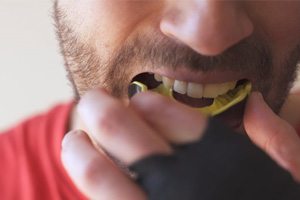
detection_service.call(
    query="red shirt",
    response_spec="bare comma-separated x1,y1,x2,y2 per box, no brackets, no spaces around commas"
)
0,103,86,200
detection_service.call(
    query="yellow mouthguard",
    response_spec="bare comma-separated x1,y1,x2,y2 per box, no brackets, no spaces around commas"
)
130,81,252,116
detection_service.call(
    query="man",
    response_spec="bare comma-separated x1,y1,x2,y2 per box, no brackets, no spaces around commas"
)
1,0,300,199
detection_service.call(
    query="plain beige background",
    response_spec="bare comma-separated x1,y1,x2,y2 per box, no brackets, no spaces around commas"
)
0,0,299,131
0,0,72,131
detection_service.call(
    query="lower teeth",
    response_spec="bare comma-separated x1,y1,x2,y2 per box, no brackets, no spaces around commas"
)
128,81,252,116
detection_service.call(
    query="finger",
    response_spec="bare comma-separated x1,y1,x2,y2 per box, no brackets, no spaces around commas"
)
244,92,300,181
129,91,208,144
61,130,146,200
77,89,172,165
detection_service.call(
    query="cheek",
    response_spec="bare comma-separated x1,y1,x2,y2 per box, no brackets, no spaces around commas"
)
57,0,101,41
58,0,159,54
267,16,300,63
248,2,300,82
248,2,300,54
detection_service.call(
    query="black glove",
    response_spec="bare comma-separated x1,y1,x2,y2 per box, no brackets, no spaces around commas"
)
129,119,300,200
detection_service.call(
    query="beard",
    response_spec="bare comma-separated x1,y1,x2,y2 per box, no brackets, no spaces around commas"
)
53,2,300,115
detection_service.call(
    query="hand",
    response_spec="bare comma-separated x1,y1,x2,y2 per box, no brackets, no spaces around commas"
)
244,92,300,181
61,89,300,200
61,89,208,199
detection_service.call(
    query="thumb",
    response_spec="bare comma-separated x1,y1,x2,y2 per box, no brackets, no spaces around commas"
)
244,92,300,182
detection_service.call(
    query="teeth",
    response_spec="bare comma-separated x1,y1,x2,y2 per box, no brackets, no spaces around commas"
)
203,84,222,98
156,74,237,99
162,77,174,89
203,81,237,98
187,83,203,98
219,81,237,94
154,74,162,82
173,80,188,94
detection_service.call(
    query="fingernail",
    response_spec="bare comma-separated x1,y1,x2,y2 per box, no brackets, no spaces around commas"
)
249,91,263,103
77,88,118,135
244,91,270,132
61,130,81,148
248,92,268,113
77,90,104,124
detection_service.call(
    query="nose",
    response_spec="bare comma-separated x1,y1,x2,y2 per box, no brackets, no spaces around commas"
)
160,0,254,56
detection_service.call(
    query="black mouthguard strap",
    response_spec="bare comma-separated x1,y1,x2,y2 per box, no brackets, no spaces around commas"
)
129,119,300,200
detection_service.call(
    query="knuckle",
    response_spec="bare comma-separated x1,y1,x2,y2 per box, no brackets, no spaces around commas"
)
97,102,124,133
81,156,108,187
264,125,283,156
264,119,289,151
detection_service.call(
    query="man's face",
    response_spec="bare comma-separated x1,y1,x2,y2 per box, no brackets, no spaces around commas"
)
54,0,300,127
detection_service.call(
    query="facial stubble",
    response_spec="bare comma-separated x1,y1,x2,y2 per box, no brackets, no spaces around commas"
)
53,3,300,114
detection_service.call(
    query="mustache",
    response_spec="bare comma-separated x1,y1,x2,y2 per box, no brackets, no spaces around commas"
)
110,30,273,75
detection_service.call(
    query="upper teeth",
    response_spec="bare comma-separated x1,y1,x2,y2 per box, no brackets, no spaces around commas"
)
162,76,174,89
174,80,188,95
154,74,163,82
155,74,237,98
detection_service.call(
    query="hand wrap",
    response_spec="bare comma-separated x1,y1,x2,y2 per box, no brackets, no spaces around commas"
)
129,119,300,200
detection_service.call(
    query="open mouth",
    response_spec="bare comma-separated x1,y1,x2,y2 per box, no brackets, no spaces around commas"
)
128,72,251,116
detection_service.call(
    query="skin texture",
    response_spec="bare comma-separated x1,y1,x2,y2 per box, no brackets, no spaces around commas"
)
54,0,300,113
54,1,300,199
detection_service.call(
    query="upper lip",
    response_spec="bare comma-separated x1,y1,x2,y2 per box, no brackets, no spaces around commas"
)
131,67,248,84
